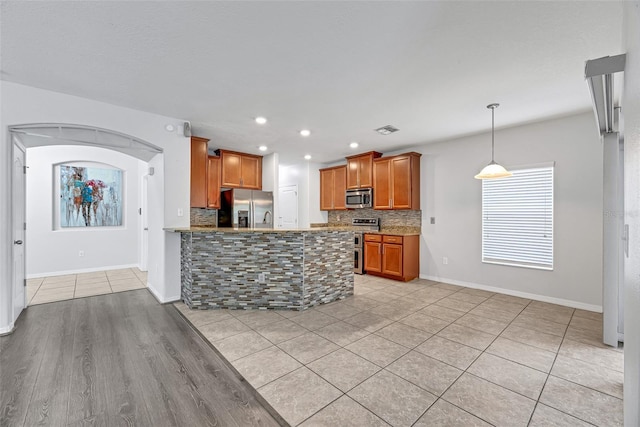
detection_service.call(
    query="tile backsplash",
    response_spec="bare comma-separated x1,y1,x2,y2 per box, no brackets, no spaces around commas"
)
190,208,217,226
327,209,422,228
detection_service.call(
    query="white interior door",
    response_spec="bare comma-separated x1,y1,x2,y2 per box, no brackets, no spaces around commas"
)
12,141,26,317
278,185,298,228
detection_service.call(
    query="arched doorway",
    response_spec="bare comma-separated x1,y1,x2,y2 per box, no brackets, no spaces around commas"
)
7,124,163,329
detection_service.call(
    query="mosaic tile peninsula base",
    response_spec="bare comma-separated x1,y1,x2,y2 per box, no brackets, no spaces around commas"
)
179,229,354,310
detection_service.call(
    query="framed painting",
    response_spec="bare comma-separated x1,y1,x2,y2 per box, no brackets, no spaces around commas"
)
58,164,123,227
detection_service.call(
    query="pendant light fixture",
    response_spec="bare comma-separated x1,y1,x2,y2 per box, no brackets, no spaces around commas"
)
474,103,512,179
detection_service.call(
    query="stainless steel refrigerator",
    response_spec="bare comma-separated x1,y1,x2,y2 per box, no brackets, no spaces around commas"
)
218,189,274,229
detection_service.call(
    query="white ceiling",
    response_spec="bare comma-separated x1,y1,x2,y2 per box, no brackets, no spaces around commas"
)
0,1,623,165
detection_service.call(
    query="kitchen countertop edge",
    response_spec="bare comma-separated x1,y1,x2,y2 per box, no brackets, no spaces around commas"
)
165,226,420,236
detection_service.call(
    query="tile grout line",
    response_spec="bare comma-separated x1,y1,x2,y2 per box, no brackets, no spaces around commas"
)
526,307,573,426
408,295,535,427
180,278,615,426
529,309,622,426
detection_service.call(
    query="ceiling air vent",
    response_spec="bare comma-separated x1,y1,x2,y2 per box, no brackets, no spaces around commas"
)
375,125,399,135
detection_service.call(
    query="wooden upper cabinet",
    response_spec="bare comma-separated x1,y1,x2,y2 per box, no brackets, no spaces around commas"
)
333,166,346,210
372,158,391,210
373,152,421,210
216,149,262,190
240,155,261,189
207,156,221,209
190,136,210,208
346,151,382,189
319,165,347,211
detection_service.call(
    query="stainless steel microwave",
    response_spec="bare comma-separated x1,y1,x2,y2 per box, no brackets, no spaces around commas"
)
345,188,373,209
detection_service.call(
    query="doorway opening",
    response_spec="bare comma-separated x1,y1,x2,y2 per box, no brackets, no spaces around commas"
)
8,124,163,323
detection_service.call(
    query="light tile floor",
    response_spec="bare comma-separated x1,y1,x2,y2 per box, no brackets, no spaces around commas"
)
175,274,624,427
27,268,147,305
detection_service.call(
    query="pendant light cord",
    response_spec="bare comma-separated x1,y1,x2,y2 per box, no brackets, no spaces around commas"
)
487,103,499,163
491,107,495,162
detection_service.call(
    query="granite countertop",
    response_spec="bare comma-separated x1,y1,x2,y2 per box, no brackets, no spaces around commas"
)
164,226,355,233
166,225,420,236
312,225,421,236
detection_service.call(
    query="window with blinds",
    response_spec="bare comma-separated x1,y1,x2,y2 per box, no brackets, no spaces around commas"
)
481,165,554,270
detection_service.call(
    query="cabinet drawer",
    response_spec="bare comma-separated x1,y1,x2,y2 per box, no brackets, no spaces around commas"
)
364,234,382,242
383,235,403,244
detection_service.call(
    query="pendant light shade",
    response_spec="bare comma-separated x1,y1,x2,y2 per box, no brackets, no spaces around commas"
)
475,103,512,180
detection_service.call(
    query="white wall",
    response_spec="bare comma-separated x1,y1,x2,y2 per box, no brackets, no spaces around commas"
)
25,145,143,276
623,1,640,424
279,161,328,228
0,82,190,332
417,112,603,309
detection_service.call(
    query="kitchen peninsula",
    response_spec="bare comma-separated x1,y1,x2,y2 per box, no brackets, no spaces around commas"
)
171,227,354,310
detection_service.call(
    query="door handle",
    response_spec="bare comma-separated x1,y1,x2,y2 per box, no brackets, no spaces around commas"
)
144,228,149,231
14,240,23,245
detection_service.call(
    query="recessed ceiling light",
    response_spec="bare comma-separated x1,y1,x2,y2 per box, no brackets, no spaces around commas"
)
304,154,312,160
350,142,359,148
300,129,311,137
255,117,267,125
259,145,268,152
165,124,175,132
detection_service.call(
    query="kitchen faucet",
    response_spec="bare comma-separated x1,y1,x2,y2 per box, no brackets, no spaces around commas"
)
263,210,272,224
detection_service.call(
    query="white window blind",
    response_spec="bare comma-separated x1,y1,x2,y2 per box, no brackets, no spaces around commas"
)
482,166,554,270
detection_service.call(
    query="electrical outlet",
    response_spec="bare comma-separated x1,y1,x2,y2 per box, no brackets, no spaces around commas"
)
79,250,85,257
177,208,184,217
442,257,448,265
337,215,341,222
258,273,266,283
430,217,436,224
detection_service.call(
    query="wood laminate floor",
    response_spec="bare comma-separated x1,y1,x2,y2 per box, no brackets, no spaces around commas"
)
0,289,284,427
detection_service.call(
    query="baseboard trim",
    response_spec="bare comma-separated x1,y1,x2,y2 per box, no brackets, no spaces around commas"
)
147,282,180,304
27,264,141,279
420,274,603,313
0,322,15,336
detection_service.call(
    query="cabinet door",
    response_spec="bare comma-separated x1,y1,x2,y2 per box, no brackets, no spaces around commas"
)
373,159,391,209
364,241,382,272
382,243,403,277
190,137,209,208
207,156,220,209
221,151,242,188
320,168,334,211
333,166,347,210
391,156,411,209
241,155,261,189
359,156,374,188
346,158,360,189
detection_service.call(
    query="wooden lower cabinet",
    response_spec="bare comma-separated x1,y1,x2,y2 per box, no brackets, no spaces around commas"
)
364,239,382,273
364,234,419,281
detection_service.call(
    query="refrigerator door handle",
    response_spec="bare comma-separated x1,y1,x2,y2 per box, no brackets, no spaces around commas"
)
250,200,254,228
